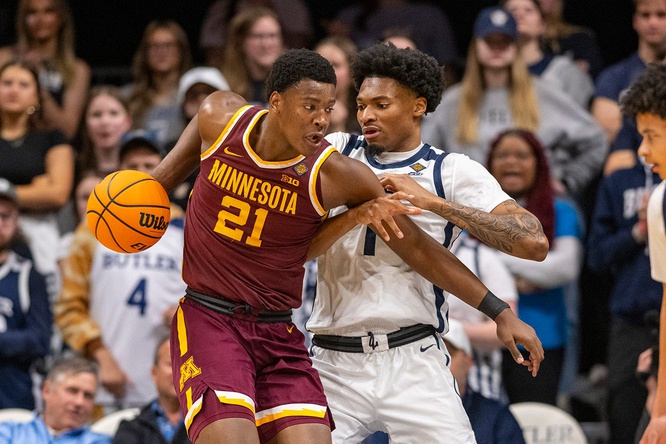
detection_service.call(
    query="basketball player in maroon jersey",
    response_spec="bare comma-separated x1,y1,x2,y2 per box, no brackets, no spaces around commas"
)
152,49,543,444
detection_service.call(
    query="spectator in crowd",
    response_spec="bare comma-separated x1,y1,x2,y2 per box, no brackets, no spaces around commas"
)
592,0,666,175
449,231,518,401
487,129,584,406
77,86,132,177
444,319,526,444
199,0,312,66
0,178,52,410
314,36,359,134
0,0,90,140
586,150,662,444
0,357,110,444
421,7,607,207
328,0,458,66
166,66,229,210
539,0,604,78
112,337,190,444
124,19,192,149
0,60,74,296
55,133,186,412
218,7,284,106
501,0,594,109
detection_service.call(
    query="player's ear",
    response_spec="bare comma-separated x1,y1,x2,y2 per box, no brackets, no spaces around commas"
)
269,91,282,113
413,96,427,117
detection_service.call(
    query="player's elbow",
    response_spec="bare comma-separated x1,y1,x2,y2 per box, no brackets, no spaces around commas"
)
529,237,549,261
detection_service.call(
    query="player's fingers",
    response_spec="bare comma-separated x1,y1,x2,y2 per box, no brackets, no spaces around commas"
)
506,342,524,365
373,220,393,242
383,216,403,239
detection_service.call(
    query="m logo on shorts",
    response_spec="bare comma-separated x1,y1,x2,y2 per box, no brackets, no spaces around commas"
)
179,356,202,391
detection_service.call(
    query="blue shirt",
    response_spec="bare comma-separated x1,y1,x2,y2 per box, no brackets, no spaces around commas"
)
518,199,582,349
594,52,645,101
0,416,110,444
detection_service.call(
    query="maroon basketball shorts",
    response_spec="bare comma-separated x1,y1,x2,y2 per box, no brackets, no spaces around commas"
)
170,297,332,442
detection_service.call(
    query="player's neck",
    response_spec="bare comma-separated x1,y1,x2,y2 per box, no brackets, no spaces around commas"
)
253,114,299,161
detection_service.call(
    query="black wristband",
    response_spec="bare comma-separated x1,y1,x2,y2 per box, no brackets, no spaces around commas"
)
477,291,510,320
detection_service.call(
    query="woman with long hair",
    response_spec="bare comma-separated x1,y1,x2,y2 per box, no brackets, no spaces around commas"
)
487,128,583,406
77,86,132,177
0,0,90,139
219,7,283,105
422,7,606,202
124,19,192,149
0,59,74,287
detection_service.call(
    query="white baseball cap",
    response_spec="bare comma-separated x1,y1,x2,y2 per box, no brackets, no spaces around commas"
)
0,178,18,207
177,67,230,105
444,319,472,355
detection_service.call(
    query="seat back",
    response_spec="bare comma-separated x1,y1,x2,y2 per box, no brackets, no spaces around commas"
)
509,402,588,444
90,407,140,436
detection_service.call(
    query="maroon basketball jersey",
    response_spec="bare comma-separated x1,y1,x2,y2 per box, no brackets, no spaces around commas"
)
183,105,335,311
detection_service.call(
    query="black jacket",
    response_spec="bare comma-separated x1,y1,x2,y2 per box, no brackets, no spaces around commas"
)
112,402,191,444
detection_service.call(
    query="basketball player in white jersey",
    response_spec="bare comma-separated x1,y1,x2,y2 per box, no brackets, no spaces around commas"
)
308,43,548,443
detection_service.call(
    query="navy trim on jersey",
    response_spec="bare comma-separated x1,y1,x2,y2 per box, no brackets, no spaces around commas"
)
433,152,448,199
341,134,362,156
363,226,377,256
365,144,436,170
434,286,446,333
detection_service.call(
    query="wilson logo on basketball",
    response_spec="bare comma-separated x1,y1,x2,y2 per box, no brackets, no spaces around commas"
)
138,212,168,231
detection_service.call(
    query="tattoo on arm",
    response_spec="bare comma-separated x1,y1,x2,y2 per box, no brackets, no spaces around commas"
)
432,200,545,255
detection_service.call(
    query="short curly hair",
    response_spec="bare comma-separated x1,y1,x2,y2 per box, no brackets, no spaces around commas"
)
621,63,666,120
351,43,445,113
265,48,336,99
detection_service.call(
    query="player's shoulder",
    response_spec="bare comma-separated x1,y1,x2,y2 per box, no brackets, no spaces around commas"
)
199,90,248,131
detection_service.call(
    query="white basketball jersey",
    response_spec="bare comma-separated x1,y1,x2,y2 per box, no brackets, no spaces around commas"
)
308,133,510,336
648,181,666,283
89,218,186,407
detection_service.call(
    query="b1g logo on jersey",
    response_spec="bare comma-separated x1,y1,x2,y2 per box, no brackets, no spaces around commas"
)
138,212,168,231
409,163,426,176
281,174,300,187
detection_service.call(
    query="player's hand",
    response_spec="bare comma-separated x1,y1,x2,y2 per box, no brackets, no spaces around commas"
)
94,346,129,399
494,309,544,377
352,192,421,241
640,415,666,444
380,174,435,210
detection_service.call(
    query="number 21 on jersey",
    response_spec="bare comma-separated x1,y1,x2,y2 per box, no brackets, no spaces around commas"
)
213,195,267,247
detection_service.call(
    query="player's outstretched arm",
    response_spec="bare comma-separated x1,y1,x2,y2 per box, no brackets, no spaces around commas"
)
319,154,544,375
380,173,548,261
382,213,543,376
152,90,247,193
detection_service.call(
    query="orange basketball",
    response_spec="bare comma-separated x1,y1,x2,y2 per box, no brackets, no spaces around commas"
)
86,170,171,253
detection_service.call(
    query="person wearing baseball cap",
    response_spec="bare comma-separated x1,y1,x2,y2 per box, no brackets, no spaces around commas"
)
444,319,526,444
0,178,19,209
473,6,518,40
